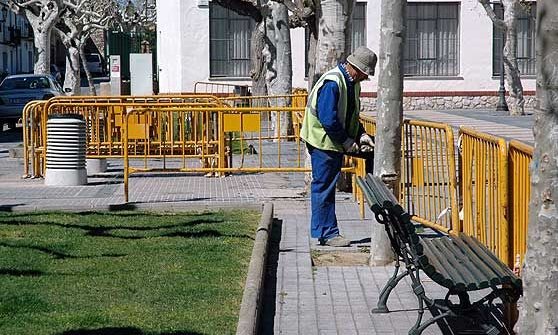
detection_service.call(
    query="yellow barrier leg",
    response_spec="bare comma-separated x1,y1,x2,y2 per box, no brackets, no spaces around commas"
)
124,116,129,203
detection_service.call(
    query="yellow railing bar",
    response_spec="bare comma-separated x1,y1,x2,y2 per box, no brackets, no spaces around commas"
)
508,140,533,271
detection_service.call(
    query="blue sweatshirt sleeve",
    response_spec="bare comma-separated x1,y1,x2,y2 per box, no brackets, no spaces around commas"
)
316,81,349,145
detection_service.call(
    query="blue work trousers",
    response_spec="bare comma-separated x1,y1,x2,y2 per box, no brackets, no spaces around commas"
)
307,144,343,240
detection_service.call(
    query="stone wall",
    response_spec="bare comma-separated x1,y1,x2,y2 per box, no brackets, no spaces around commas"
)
361,95,537,112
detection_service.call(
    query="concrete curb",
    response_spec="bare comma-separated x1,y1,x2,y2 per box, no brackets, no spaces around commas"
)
236,202,274,335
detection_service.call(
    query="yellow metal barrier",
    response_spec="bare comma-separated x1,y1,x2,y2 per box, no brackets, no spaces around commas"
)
355,114,376,217
22,101,46,178
459,127,509,265
122,105,356,202
292,89,308,108
355,115,458,234
508,140,533,271
28,96,224,175
402,120,459,233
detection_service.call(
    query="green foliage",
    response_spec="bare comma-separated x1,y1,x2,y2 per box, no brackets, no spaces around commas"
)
0,210,259,335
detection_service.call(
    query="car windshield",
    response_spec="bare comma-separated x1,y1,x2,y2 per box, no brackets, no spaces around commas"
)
0,77,51,90
85,54,100,62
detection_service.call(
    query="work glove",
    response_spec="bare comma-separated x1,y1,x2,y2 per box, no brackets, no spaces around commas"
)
342,138,359,153
359,133,375,147
359,133,375,153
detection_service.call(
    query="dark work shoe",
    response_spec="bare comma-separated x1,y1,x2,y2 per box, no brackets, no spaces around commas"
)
324,235,351,247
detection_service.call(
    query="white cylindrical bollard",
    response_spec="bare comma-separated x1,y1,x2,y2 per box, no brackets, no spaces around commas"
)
45,114,87,186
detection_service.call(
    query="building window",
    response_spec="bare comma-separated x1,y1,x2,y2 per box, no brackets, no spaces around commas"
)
351,2,367,52
209,3,253,78
405,3,460,77
493,3,536,76
305,2,367,77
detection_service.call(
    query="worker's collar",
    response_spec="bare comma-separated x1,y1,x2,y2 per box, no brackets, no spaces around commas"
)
338,63,355,84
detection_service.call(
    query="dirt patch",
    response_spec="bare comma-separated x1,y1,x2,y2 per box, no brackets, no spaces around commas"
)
311,251,370,266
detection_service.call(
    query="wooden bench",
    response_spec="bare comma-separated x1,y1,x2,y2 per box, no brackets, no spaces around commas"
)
356,174,522,335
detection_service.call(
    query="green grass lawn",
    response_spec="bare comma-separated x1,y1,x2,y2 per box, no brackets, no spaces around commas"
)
0,210,260,335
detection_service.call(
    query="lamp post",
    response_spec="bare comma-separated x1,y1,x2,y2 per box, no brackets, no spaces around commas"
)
496,30,509,111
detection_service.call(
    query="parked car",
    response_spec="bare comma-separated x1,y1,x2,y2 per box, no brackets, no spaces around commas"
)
0,74,64,129
84,53,103,76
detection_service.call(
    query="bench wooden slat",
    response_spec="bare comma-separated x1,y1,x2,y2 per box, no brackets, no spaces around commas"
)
419,238,461,289
460,234,520,287
366,174,398,204
357,177,384,215
449,234,502,288
438,237,488,290
421,238,471,291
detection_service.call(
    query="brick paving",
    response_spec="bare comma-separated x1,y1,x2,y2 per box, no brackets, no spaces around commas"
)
0,108,530,334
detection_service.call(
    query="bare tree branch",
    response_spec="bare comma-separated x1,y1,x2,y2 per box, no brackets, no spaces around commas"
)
478,0,506,30
213,0,263,22
10,0,42,9
273,0,314,28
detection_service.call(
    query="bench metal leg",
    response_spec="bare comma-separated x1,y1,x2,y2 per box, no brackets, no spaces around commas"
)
409,312,448,335
371,260,408,313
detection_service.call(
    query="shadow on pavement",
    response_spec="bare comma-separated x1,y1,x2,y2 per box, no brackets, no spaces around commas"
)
0,126,22,143
429,301,513,334
0,204,25,212
108,203,138,211
259,218,283,334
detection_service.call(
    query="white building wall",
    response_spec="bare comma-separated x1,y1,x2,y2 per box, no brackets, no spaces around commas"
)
290,27,306,90
159,0,536,94
180,2,211,92
156,0,184,93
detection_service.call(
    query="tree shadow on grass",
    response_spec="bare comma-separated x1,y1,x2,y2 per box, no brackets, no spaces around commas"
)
0,218,226,240
0,211,220,219
0,268,44,276
57,327,204,335
163,230,254,240
0,221,249,259
0,241,127,260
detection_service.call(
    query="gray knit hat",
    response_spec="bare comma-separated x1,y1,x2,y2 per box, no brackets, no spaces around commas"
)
347,46,377,76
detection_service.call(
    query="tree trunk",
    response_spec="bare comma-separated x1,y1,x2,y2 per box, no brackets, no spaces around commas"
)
80,43,97,96
313,0,353,79
313,0,354,191
502,0,525,116
307,29,318,89
250,20,268,103
32,29,51,74
305,1,319,89
20,1,63,74
370,0,406,266
63,45,81,95
267,2,293,137
515,0,558,332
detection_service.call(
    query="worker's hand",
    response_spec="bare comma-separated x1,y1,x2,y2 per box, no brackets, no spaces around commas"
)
359,133,375,148
342,138,359,153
